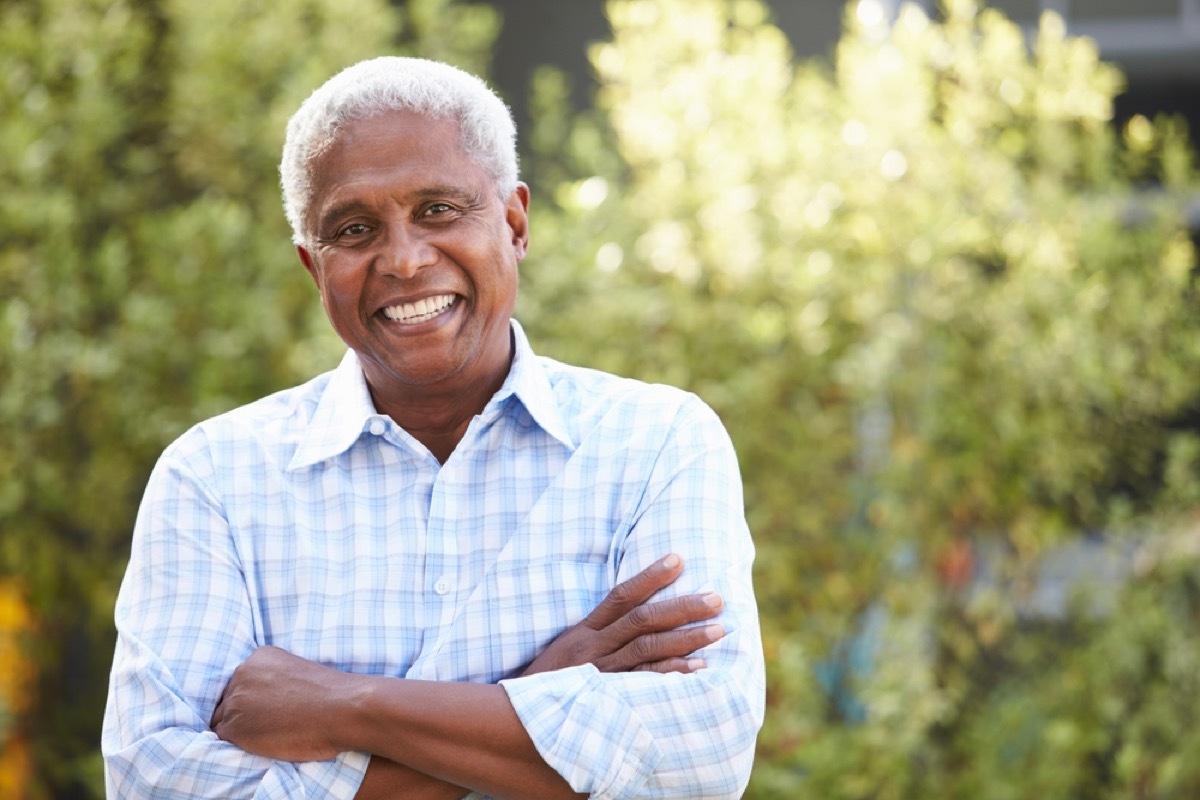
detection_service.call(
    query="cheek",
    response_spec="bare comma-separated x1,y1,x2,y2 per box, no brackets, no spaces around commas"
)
315,274,362,326
315,265,356,303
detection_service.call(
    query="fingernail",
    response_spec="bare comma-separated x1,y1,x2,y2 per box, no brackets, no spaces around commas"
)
706,623,726,641
687,658,707,670
703,592,723,608
661,553,681,569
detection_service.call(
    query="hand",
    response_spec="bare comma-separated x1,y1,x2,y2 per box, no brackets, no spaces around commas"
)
521,553,726,677
211,645,360,761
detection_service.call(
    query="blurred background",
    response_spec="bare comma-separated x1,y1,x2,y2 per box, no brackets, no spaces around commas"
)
3,0,1200,796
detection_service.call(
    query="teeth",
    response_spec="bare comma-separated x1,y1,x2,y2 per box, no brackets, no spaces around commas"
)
383,294,456,324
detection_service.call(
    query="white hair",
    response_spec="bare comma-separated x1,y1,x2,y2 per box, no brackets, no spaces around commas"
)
280,56,519,246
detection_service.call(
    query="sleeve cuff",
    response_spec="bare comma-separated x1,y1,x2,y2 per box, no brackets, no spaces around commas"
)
296,749,371,797
501,664,663,800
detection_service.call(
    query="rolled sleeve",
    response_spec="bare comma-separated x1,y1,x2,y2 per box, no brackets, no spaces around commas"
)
502,665,663,798
502,648,761,799
503,395,765,799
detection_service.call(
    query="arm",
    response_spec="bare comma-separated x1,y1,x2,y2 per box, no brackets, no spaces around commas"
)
111,396,761,799
355,759,466,800
213,397,763,799
101,452,370,798
106,440,722,799
212,647,577,800
498,397,765,799
213,554,727,799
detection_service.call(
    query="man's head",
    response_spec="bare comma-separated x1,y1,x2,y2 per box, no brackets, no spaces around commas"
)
281,57,519,247
285,59,531,425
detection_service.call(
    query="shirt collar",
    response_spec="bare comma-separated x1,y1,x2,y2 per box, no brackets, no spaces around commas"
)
286,348,379,471
490,319,575,451
287,319,574,471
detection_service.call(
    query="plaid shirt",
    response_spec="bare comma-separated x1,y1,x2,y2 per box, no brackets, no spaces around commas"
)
103,321,764,799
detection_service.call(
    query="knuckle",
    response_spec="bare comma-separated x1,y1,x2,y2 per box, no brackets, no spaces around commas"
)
660,597,693,621
583,598,620,627
580,608,605,628
628,634,658,662
608,579,639,606
626,604,656,630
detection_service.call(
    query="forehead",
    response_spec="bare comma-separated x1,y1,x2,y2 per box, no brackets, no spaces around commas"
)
308,110,489,213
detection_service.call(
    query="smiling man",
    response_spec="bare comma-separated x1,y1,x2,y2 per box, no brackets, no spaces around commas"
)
298,108,526,463
102,57,764,799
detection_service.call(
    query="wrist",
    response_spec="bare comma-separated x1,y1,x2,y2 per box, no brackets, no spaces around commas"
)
325,671,379,754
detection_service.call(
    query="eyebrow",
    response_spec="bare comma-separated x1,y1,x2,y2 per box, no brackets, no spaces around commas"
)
316,199,372,232
408,185,487,206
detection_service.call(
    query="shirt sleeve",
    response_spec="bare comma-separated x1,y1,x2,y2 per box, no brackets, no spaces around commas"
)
501,395,766,800
101,445,370,799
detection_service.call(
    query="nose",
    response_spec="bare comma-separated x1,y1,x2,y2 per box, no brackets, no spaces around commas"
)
375,222,437,279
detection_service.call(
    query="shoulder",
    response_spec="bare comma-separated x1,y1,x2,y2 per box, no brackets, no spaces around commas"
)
536,355,726,448
158,370,334,479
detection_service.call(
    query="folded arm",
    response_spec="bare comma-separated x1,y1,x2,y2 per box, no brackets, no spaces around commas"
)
106,395,763,799
498,397,765,799
102,455,372,798
213,396,764,800
212,554,726,799
105,450,731,799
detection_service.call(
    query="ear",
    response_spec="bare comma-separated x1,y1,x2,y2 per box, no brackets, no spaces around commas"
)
505,183,531,261
296,245,320,287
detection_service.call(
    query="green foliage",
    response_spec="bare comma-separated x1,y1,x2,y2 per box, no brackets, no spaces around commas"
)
6,0,1200,794
517,0,1200,796
0,0,498,795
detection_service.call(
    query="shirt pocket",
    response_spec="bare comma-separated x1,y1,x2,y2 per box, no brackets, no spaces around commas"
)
438,559,609,683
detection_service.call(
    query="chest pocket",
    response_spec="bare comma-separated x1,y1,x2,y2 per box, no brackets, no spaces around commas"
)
424,559,609,684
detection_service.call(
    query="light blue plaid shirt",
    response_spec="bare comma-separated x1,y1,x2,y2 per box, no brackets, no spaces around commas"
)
103,321,764,799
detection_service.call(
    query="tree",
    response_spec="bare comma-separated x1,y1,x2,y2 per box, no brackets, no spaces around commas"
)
0,0,499,795
517,0,1200,795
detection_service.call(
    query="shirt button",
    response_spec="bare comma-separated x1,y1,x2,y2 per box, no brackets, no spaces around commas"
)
434,578,450,595
369,419,386,436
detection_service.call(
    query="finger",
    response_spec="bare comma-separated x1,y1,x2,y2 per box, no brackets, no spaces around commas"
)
582,553,685,629
589,592,723,656
631,657,707,674
605,591,724,645
595,622,726,673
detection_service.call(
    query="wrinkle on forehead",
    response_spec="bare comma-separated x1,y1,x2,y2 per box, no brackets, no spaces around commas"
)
304,111,489,236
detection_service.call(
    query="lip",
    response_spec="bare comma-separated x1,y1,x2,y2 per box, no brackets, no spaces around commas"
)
375,292,461,328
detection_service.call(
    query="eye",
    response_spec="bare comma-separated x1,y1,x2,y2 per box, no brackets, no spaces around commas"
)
338,222,371,238
421,203,455,218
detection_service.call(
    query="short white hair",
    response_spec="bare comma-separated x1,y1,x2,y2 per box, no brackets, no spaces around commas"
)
280,56,519,246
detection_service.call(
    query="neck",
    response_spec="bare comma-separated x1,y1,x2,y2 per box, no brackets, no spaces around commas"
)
367,353,512,465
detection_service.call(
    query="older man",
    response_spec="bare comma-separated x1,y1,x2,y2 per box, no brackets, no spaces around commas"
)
103,57,764,799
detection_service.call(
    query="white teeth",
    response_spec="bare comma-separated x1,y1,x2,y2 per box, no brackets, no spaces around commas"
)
383,294,456,324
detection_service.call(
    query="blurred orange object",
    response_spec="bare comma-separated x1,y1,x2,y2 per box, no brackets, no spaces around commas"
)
0,581,35,799
936,536,976,591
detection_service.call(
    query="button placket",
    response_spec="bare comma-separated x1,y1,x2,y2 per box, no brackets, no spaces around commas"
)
425,462,461,633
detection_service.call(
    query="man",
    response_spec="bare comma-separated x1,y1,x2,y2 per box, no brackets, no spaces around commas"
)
103,57,764,799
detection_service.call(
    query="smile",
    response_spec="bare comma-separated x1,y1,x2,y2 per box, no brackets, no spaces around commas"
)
381,294,457,324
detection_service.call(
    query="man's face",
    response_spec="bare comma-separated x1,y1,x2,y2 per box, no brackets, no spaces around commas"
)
297,110,529,404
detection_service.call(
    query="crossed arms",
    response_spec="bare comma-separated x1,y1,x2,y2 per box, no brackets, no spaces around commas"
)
210,556,727,799
103,396,764,798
